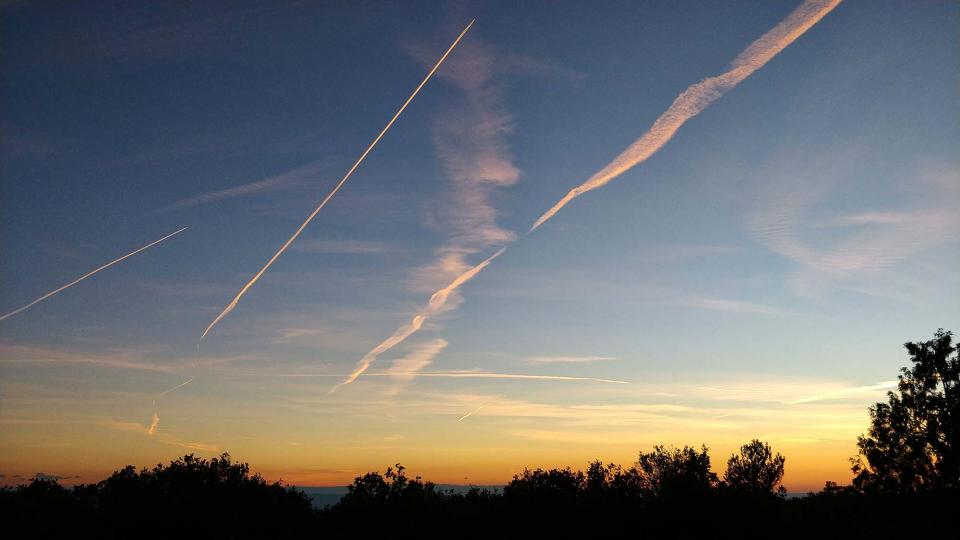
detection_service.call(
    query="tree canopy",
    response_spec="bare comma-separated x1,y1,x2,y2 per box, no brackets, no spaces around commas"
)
853,329,959,493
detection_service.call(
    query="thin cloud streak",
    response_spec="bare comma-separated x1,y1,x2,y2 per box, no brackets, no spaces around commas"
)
200,20,476,343
0,227,188,322
529,0,842,231
525,355,616,364
153,162,325,214
387,339,449,390
238,369,628,385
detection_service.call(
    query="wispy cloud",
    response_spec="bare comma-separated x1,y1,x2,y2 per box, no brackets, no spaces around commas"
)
386,338,449,392
525,355,616,364
152,162,326,214
336,34,526,391
748,166,960,299
673,297,795,316
290,239,399,255
0,343,178,374
788,381,898,404
147,413,160,436
530,0,842,230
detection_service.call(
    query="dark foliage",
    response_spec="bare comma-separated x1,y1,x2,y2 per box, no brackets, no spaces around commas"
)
2,453,315,537
723,438,787,497
3,329,958,538
853,329,959,493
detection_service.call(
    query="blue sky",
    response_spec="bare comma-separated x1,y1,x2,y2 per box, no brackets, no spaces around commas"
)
1,1,957,489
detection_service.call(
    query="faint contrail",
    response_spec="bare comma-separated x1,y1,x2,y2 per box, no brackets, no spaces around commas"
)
330,248,504,392
159,377,194,397
457,405,485,423
235,369,627,384
149,377,195,436
200,20,476,343
0,227,189,322
529,0,842,231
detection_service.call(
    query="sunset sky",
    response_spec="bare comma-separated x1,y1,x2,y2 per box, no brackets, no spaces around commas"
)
1,0,958,492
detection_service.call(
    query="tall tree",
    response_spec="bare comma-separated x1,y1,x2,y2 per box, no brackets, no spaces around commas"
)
853,329,959,493
723,439,786,496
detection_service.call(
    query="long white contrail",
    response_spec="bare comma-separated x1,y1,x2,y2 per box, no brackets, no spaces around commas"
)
0,227,188,322
330,248,504,392
530,0,842,231
200,20,476,343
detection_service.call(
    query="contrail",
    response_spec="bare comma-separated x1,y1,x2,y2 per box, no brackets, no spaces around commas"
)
329,0,842,391
200,20,476,343
529,0,842,231
149,377,195,436
0,227,189,322
457,405,485,423
159,377,194,397
330,248,504,392
235,369,627,385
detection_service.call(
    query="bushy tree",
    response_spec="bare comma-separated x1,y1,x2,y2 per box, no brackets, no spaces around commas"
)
853,329,959,493
723,439,786,497
338,463,440,508
635,445,718,499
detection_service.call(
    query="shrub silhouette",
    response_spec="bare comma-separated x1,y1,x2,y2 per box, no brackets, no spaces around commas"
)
853,329,959,493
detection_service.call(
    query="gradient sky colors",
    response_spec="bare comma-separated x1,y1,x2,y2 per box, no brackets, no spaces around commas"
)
1,1,958,492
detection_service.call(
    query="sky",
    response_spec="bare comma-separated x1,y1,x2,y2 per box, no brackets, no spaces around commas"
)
1,0,957,492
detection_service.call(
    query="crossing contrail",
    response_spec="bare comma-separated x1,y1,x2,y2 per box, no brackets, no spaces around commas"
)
149,377,195,436
330,248,504,392
200,20,476,343
333,0,841,392
0,227,188,322
529,0,842,231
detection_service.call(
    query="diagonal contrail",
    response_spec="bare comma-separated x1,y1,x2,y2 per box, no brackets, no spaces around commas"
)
0,227,188,322
457,404,485,423
200,20,476,343
530,0,842,231
330,248,504,392
332,0,841,392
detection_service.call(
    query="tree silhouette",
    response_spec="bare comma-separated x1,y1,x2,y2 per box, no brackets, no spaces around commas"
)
635,445,717,499
853,329,959,493
723,439,786,497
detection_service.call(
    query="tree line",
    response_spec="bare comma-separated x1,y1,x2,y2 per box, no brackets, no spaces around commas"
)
2,329,957,538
